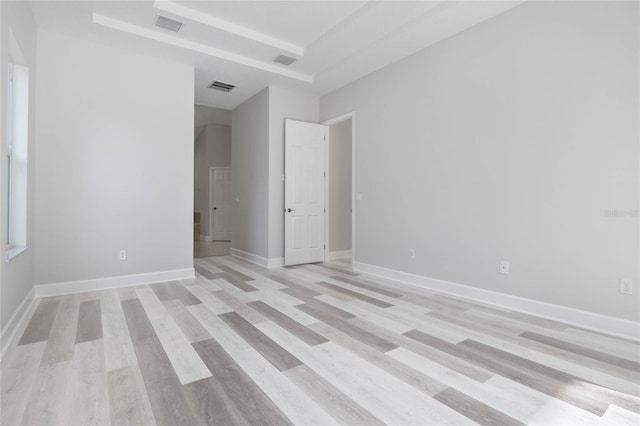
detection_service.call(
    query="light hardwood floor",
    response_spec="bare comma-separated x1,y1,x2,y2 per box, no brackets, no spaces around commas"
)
2,256,639,425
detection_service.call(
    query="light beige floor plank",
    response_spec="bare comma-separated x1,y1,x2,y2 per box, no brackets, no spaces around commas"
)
602,404,640,426
1,341,47,426
258,321,479,426
283,364,385,426
107,365,157,426
316,294,414,335
163,298,212,342
101,290,138,372
184,285,233,314
66,339,111,426
309,321,448,396
136,288,212,384
214,290,268,324
40,294,80,366
188,305,338,425
209,277,259,302
388,347,609,426
21,359,74,426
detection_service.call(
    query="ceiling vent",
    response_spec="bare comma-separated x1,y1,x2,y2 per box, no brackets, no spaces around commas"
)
207,80,236,92
273,55,296,66
154,15,183,32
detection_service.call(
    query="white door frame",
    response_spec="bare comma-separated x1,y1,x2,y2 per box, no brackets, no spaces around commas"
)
321,112,356,263
209,166,231,241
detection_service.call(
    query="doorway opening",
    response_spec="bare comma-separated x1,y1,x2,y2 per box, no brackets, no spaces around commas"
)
193,105,232,258
323,113,355,265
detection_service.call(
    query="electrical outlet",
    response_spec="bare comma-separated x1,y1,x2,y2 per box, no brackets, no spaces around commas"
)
409,249,415,259
620,279,633,295
499,260,510,274
119,250,127,261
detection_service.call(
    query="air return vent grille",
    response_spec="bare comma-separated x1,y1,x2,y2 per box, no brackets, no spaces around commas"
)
154,15,183,32
273,55,296,66
207,81,236,92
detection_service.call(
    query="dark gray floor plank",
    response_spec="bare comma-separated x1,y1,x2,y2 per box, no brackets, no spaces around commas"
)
284,364,385,426
430,294,508,316
329,275,403,298
315,281,394,308
40,296,80,365
433,387,525,426
107,365,156,426
18,300,61,346
164,299,211,343
309,262,359,276
265,272,323,295
181,377,251,426
212,290,267,324
121,299,199,426
151,281,201,306
121,299,155,342
310,321,448,397
347,318,494,382
281,286,324,303
521,331,640,372
211,273,259,292
288,294,355,319
297,303,398,352
398,293,466,314
75,299,103,344
194,264,217,279
428,310,523,340
217,265,255,282
219,312,303,371
192,338,293,426
404,330,611,416
134,337,200,425
459,339,640,415
248,301,328,346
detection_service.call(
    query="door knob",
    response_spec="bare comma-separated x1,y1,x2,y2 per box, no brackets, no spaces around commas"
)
286,208,296,213
213,207,217,210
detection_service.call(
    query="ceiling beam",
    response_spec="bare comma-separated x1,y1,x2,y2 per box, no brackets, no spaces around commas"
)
92,13,313,83
153,1,304,57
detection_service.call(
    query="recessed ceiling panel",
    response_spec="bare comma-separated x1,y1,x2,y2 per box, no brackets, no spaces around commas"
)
178,1,368,46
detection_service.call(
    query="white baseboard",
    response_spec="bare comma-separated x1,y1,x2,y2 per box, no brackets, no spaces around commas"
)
230,248,284,268
267,257,285,268
1,287,36,359
35,268,195,298
328,250,352,261
354,261,640,342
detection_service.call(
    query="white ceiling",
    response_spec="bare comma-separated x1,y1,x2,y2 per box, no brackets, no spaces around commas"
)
29,1,523,111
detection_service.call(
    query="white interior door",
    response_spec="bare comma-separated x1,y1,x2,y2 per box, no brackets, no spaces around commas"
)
285,119,327,266
210,167,232,241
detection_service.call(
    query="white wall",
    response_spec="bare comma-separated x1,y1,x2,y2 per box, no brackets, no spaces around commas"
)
231,88,270,258
329,119,352,253
35,30,194,285
268,86,319,260
320,1,639,321
194,104,231,139
0,1,37,334
194,123,231,238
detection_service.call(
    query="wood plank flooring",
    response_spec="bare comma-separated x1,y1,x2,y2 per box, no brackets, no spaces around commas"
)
2,256,639,425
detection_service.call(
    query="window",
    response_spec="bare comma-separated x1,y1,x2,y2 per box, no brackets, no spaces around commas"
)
5,56,29,261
